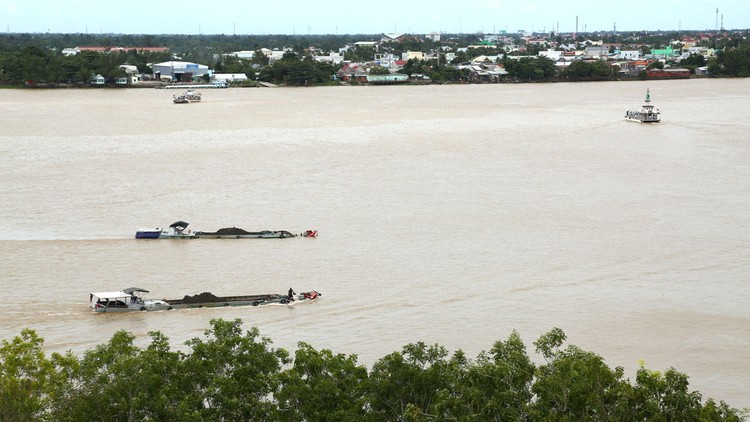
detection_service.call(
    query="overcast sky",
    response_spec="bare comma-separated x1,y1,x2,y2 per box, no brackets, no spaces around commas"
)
1,0,747,35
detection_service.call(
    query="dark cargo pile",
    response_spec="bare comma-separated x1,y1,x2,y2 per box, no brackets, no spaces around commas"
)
180,292,220,303
213,227,252,235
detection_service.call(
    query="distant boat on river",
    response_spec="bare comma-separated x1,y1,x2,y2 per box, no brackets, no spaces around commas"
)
625,88,661,123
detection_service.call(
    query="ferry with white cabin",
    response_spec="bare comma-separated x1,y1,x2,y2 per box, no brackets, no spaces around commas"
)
625,88,661,123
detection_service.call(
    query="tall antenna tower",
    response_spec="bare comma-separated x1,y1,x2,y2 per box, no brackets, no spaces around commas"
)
715,8,719,31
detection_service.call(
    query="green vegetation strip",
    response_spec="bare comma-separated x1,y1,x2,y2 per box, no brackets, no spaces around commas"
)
1,320,745,420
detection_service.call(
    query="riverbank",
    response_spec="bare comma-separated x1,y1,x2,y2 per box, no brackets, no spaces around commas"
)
5,73,720,89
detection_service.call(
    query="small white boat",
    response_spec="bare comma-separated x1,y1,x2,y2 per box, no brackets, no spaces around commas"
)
172,89,201,103
136,221,196,239
90,287,170,313
158,221,196,239
625,88,661,123
185,89,201,101
172,93,188,104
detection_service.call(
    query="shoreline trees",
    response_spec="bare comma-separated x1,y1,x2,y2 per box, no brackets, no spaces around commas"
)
1,319,745,421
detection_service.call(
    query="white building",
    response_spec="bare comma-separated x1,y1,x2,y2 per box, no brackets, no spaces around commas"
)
584,45,608,58
213,73,248,83
118,65,139,84
314,53,345,65
616,50,641,60
151,61,209,81
232,50,256,59
267,49,294,63
539,49,563,61
374,53,397,68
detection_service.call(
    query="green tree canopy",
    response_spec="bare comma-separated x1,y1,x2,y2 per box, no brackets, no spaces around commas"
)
1,322,745,421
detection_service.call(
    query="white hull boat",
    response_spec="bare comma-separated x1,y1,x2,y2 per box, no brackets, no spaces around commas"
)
625,88,661,123
90,288,170,313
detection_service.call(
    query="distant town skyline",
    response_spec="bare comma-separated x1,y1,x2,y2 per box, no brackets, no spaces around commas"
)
2,0,748,35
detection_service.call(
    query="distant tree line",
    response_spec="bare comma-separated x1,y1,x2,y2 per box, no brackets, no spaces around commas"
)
1,319,745,421
0,46,172,85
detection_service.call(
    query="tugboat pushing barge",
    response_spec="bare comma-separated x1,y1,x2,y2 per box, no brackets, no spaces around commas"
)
90,287,322,313
136,222,317,239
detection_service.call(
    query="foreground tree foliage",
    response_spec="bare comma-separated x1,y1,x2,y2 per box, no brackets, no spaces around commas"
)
1,321,746,421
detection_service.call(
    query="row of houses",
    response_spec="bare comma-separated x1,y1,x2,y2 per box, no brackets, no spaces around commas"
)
64,31,715,85
62,46,169,56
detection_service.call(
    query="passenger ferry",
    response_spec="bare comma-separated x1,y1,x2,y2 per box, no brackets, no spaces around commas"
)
625,88,661,123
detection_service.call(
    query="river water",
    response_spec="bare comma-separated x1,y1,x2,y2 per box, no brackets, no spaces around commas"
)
1,80,748,408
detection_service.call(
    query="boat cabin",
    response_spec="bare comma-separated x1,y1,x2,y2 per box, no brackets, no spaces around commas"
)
89,287,161,312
